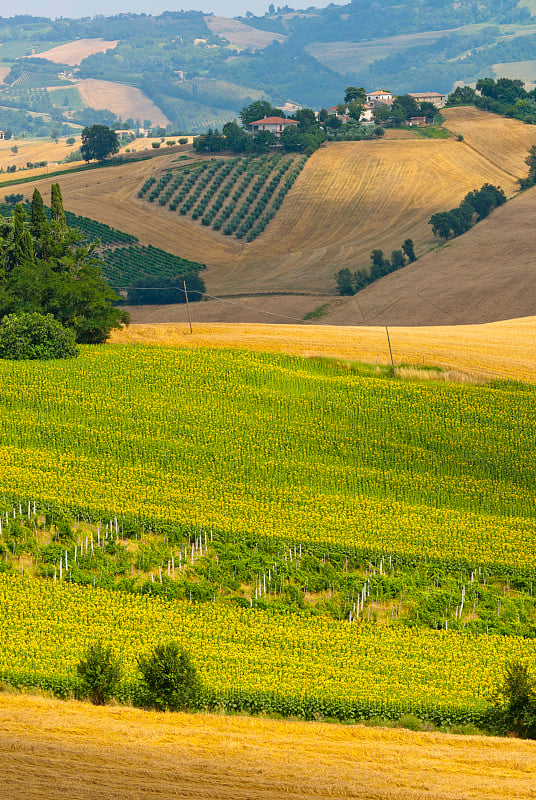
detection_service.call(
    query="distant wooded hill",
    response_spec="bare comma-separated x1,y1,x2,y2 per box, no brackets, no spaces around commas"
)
2,2,536,134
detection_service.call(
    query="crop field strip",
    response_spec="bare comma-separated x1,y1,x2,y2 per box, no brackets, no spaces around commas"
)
0,346,535,567
2,572,535,724
140,153,307,242
3,697,535,800
1,345,536,721
17,108,536,299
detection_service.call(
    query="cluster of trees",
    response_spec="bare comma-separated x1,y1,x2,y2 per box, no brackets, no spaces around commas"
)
429,183,506,240
373,94,437,126
78,640,199,711
194,101,326,155
0,186,128,346
335,239,416,295
448,78,536,125
127,273,205,305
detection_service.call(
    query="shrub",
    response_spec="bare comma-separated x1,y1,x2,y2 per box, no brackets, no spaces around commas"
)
494,660,536,738
0,313,78,361
137,642,200,711
152,142,161,149
77,641,122,705
179,138,188,144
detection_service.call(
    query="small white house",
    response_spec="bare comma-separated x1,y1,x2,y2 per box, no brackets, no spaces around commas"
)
249,117,299,138
366,90,393,105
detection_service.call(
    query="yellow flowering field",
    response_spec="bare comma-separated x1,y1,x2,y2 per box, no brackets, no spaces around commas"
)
0,345,534,568
2,574,535,722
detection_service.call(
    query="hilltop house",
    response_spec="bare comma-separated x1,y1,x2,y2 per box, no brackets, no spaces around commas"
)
366,90,394,106
249,117,299,138
408,91,446,108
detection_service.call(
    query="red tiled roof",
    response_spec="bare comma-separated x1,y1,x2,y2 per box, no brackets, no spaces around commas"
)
249,117,299,125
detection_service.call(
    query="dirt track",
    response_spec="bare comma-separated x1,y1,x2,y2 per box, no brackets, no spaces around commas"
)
1,693,535,800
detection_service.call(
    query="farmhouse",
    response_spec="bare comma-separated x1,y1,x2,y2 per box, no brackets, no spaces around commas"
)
408,116,427,126
366,90,394,106
249,117,299,138
408,91,446,108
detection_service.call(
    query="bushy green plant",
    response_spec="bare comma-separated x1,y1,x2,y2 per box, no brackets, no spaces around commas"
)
138,642,200,711
77,641,122,705
494,661,536,738
0,313,78,360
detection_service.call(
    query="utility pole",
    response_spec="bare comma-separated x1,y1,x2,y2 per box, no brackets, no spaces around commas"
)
183,280,192,334
385,325,396,378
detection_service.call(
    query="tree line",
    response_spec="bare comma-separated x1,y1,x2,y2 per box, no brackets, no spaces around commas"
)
335,239,416,296
429,183,506,240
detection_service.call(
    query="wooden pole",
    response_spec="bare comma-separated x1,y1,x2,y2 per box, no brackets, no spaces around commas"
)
183,280,193,334
385,325,396,378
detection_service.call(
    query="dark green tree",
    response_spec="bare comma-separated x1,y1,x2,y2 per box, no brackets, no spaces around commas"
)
0,189,129,342
390,249,406,271
344,86,366,104
526,145,536,183
77,641,122,705
335,268,355,295
222,120,248,152
50,182,66,227
250,130,278,153
370,249,389,280
447,86,477,106
494,661,536,738
402,238,416,262
138,642,200,711
80,124,119,162
0,312,78,360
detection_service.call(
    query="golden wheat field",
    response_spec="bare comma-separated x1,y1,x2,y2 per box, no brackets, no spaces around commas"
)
77,79,170,128
442,106,536,178
111,316,536,383
0,694,534,800
33,38,119,66
0,136,83,173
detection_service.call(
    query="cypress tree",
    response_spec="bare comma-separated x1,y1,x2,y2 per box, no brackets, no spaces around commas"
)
30,188,50,256
50,183,66,228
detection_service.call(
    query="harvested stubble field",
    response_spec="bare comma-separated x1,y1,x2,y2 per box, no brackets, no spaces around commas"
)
112,316,536,385
442,106,536,178
1,694,535,800
34,38,119,66
77,79,170,128
0,136,81,172
205,15,286,49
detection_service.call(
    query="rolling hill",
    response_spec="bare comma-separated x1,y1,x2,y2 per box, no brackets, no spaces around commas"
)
17,108,535,320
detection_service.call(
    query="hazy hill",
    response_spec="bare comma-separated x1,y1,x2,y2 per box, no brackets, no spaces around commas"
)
4,2,536,133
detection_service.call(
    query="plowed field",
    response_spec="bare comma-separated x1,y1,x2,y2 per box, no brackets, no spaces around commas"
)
1,694,535,800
